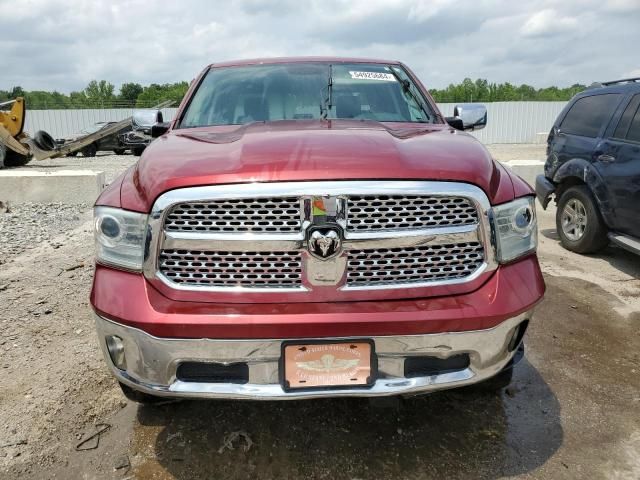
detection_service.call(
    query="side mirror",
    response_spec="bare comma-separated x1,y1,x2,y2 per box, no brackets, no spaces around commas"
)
451,103,487,131
151,122,171,138
156,111,164,123
445,117,464,130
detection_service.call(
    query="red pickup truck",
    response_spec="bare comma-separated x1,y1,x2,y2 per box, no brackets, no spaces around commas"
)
91,57,544,402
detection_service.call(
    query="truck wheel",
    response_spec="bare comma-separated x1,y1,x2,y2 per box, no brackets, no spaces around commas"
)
81,143,98,157
0,143,30,167
118,382,167,404
556,185,608,253
132,147,145,156
113,148,125,155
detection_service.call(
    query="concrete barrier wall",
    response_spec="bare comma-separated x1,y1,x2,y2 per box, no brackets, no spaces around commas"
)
24,102,567,144
0,170,106,204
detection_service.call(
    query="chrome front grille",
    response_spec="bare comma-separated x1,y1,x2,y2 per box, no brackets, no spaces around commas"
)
347,195,478,231
159,249,303,288
346,242,484,287
163,195,477,234
164,197,301,233
148,181,495,296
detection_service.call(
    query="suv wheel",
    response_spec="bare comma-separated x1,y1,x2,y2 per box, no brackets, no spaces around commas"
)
113,148,125,155
556,185,608,253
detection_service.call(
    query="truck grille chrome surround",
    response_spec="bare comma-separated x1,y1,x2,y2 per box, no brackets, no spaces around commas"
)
159,250,303,288
346,242,484,288
144,181,498,296
347,195,478,231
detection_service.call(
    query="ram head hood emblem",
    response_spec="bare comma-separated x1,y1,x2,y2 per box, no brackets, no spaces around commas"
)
308,229,341,260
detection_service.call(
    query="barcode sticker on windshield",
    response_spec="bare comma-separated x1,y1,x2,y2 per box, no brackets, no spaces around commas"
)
349,71,396,82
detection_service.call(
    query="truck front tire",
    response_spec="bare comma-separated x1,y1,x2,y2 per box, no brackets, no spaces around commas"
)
479,366,513,391
118,381,167,404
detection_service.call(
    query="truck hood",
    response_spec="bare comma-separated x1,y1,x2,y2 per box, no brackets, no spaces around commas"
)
119,120,517,211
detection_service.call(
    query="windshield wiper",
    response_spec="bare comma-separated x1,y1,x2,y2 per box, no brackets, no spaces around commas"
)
387,67,431,123
320,64,333,120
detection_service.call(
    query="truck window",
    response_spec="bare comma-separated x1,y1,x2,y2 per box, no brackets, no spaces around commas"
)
560,93,620,138
613,94,640,141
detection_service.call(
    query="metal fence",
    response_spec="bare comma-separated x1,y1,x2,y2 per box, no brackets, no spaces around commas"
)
437,102,566,143
24,102,567,143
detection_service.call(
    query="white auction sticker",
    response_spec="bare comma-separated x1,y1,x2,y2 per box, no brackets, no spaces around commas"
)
349,71,396,82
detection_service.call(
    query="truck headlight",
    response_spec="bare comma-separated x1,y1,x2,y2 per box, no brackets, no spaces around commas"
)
491,197,537,263
94,206,147,270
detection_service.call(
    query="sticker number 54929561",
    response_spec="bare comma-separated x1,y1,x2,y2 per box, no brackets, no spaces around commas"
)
348,71,397,82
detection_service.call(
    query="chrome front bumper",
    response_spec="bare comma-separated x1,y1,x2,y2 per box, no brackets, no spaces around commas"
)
95,312,531,400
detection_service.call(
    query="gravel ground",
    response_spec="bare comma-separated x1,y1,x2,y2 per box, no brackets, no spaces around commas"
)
0,221,126,478
0,203,90,264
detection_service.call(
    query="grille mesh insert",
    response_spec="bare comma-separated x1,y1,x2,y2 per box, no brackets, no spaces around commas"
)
347,195,478,231
346,242,484,287
164,198,301,233
159,249,303,288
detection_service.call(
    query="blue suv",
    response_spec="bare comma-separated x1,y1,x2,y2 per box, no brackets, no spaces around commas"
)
536,78,640,255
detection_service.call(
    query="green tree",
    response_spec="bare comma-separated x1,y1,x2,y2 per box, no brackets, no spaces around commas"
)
429,79,587,103
10,86,25,98
119,82,143,106
136,82,188,107
69,90,88,107
84,80,115,106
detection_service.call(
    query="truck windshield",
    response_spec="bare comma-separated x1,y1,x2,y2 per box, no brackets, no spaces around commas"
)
179,62,436,128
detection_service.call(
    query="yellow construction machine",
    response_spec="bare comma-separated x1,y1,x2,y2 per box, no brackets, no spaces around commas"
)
0,98,31,167
0,97,172,168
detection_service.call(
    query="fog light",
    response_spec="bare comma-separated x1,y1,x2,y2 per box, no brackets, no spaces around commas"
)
106,335,126,370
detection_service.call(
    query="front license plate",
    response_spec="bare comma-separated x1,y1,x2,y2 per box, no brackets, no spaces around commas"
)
282,341,375,390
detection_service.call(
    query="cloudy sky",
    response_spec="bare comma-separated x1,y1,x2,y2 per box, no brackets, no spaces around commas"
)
2,0,639,93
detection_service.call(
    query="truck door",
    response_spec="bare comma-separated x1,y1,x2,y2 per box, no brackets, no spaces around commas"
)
595,93,640,238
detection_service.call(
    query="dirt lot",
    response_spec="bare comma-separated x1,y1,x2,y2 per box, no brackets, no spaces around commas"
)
1,147,639,479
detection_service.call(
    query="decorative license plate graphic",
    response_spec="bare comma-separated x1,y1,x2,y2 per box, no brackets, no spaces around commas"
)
283,342,373,389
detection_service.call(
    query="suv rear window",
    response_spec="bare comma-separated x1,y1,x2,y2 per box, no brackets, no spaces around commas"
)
629,108,640,142
613,94,640,142
560,94,621,138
